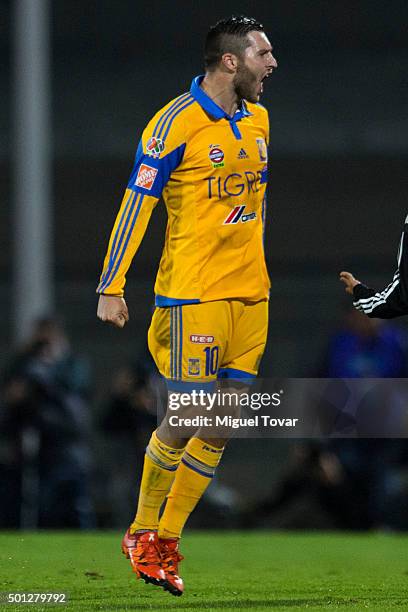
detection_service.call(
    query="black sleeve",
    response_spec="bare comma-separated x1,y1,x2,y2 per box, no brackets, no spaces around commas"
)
352,215,408,319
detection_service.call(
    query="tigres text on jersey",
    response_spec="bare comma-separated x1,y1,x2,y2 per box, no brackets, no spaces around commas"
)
97,75,270,306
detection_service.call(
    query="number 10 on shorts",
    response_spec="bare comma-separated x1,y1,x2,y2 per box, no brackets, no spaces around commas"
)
203,346,219,376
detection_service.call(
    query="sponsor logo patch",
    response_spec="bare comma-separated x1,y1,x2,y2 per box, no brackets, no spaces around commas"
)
190,334,215,344
188,358,201,376
135,164,158,190
256,138,268,162
224,205,257,225
209,145,225,168
146,136,165,158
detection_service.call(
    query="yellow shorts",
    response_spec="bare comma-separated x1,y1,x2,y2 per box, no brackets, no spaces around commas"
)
148,299,268,383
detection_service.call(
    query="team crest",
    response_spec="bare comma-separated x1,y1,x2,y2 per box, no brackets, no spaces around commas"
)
146,136,165,158
256,138,268,162
209,145,225,168
188,358,201,376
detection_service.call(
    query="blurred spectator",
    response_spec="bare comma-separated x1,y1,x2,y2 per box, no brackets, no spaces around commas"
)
245,311,408,531
319,308,408,377
0,316,94,528
317,309,408,529
244,440,408,530
99,351,157,526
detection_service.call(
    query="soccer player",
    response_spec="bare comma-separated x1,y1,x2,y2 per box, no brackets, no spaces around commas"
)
340,213,408,318
96,16,277,596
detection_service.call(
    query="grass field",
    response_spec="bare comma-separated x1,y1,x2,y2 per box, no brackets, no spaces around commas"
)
0,531,408,611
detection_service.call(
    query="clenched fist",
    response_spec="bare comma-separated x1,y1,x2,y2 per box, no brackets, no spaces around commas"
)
97,294,129,328
339,271,361,295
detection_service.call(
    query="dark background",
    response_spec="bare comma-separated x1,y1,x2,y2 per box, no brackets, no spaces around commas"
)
0,1,408,529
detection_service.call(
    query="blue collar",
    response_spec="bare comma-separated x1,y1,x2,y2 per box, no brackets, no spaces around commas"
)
190,75,252,122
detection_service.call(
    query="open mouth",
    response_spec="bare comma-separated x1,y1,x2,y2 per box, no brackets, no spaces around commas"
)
259,71,272,94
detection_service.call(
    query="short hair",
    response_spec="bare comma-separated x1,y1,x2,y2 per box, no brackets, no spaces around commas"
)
204,16,264,71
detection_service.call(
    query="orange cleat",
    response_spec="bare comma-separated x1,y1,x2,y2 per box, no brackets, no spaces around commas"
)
121,529,165,587
159,538,184,596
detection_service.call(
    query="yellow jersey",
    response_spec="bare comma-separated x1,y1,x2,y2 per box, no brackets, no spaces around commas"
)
97,75,270,306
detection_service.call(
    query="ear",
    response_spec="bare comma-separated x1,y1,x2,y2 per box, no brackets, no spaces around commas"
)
221,52,239,73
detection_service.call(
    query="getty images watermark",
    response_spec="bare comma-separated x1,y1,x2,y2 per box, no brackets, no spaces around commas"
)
168,388,283,410
161,387,300,437
154,379,408,439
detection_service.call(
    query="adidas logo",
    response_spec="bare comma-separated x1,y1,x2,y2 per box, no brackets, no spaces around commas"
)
237,148,249,159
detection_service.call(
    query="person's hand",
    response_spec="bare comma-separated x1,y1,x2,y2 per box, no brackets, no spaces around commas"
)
97,294,129,328
339,271,361,295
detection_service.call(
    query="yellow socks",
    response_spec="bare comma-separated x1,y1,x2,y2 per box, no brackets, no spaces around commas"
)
130,430,185,532
158,438,224,539
130,433,224,537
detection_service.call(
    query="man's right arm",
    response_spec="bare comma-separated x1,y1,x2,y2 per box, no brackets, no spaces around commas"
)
96,177,160,328
96,101,188,327
97,295,129,328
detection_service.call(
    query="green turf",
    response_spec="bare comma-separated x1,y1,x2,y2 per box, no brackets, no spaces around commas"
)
0,531,407,611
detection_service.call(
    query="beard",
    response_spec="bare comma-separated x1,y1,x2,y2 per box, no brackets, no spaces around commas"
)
233,62,259,104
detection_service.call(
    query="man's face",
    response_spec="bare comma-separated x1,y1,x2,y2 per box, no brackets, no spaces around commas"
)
233,31,277,103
